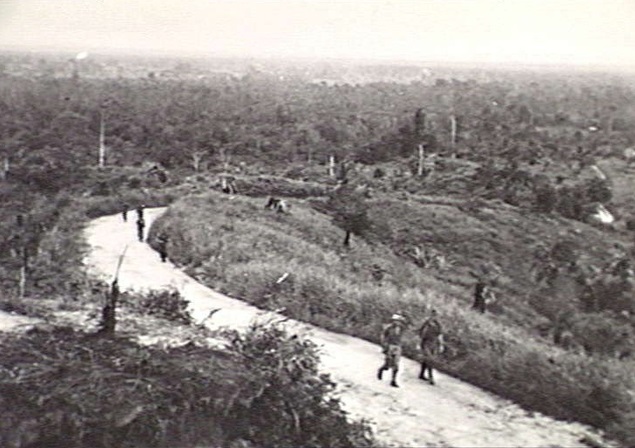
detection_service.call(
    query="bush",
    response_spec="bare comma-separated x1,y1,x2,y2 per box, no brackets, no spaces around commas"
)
570,312,633,357
608,410,635,448
325,184,371,246
0,327,227,448
373,168,385,179
124,288,193,325
231,175,329,199
556,186,585,220
534,183,558,213
0,324,375,448
585,178,612,204
220,320,374,448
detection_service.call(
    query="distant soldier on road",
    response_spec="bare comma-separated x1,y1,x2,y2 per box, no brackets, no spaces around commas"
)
157,233,169,262
136,205,145,220
377,313,407,388
122,203,129,222
136,216,145,242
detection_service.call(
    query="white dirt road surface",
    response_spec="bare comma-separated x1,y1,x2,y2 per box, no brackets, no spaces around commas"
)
84,208,610,448
0,311,39,332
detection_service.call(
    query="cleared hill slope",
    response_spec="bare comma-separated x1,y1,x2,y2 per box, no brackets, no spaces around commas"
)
85,208,614,447
146,192,634,444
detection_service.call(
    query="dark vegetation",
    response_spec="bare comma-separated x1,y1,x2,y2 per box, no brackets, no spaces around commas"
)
0,321,373,448
2,51,635,445
123,288,193,326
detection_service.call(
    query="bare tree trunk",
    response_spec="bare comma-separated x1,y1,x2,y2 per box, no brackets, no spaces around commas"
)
18,246,28,298
98,110,106,168
417,144,425,176
219,147,231,172
343,231,351,247
100,280,120,335
1,156,8,180
191,151,203,172
18,264,26,298
71,60,79,80
17,215,27,298
606,114,614,135
450,115,457,149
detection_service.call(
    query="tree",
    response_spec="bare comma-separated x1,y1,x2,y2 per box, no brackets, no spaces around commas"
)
327,185,371,247
570,312,633,356
534,180,558,213
414,108,426,140
585,178,612,204
518,104,533,125
99,280,120,335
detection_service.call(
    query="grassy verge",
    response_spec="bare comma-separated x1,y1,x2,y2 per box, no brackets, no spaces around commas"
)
150,191,635,444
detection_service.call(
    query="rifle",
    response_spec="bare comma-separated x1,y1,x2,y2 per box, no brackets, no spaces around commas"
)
113,245,129,283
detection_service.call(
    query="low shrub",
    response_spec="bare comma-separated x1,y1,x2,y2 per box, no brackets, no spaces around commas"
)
220,320,375,448
231,175,329,199
569,312,633,357
0,295,46,318
0,323,376,448
123,288,193,325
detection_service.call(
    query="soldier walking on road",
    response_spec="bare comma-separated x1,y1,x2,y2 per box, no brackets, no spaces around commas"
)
136,217,145,242
157,234,169,262
418,309,444,385
122,203,129,222
377,313,407,388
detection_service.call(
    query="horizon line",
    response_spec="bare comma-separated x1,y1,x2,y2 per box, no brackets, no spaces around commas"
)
2,43,635,74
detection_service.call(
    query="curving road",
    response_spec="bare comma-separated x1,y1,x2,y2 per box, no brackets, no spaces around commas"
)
84,208,608,448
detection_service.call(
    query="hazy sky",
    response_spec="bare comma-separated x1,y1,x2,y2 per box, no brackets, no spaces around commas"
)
1,0,634,67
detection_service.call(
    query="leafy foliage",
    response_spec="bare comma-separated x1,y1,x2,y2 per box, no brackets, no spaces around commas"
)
325,184,371,246
0,323,375,448
569,312,633,357
220,321,374,448
124,288,193,326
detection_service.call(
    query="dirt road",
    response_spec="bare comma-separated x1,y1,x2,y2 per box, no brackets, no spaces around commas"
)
84,208,608,448
0,311,39,332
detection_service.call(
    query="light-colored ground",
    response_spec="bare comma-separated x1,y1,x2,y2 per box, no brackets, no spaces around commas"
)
0,311,39,332
84,208,609,448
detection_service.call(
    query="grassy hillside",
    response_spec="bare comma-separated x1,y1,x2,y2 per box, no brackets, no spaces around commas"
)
150,191,635,444
365,193,624,327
